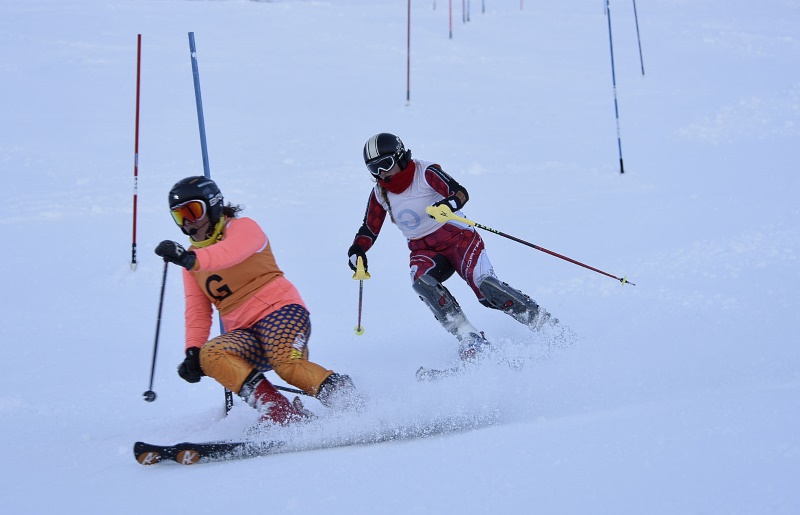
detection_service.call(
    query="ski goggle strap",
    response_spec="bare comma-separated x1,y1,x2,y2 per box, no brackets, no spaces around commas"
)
366,154,396,178
170,200,207,226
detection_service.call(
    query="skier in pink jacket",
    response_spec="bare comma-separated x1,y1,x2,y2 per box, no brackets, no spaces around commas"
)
348,134,553,361
156,176,358,426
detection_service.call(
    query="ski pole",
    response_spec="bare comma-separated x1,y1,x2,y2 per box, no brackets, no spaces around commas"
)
144,260,169,402
353,256,371,335
275,385,308,396
426,205,635,286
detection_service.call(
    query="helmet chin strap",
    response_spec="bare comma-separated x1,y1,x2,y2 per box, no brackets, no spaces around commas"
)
188,216,226,248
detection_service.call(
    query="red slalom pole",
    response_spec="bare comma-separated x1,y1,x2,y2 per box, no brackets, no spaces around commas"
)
449,0,453,39
406,0,411,105
131,34,142,271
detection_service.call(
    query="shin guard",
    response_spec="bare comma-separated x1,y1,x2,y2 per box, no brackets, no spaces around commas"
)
412,275,479,340
479,275,550,330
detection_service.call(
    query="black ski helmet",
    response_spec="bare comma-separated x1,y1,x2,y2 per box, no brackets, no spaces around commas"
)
363,133,411,177
168,176,224,226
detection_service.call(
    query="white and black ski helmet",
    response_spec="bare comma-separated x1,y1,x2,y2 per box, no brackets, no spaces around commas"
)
363,133,411,177
168,176,224,225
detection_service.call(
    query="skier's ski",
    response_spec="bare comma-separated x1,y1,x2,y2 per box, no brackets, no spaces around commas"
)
135,411,498,466
415,364,466,382
134,439,284,465
416,349,536,381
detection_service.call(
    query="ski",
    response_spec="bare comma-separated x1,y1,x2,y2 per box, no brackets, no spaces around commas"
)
416,349,536,382
134,439,284,465
415,364,466,382
416,356,529,382
135,411,498,466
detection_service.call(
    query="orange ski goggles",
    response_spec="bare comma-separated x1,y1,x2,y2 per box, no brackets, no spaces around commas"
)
170,200,207,226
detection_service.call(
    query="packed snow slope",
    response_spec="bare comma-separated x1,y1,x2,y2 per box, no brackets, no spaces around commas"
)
1,0,798,513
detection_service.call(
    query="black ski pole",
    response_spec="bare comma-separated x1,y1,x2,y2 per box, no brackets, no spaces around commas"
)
144,260,169,402
426,206,635,285
275,385,309,396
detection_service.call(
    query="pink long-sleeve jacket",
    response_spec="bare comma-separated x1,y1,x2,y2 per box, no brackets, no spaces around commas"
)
181,216,305,350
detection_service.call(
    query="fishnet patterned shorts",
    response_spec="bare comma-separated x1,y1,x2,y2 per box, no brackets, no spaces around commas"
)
204,303,311,373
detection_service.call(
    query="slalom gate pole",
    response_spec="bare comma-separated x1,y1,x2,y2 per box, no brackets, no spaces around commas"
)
143,260,169,402
632,0,645,76
605,0,626,174
131,34,142,271
187,32,233,413
426,205,635,285
406,0,411,105
188,32,211,176
449,0,453,39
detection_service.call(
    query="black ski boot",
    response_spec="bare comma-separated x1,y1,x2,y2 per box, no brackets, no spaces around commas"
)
317,373,364,411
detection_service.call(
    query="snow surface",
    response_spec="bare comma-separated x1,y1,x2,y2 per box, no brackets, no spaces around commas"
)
2,0,799,513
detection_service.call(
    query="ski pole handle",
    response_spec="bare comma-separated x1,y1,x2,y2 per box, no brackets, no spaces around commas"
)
352,255,371,280
426,204,475,226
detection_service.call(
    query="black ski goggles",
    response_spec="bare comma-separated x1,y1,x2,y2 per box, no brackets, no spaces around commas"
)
366,154,396,178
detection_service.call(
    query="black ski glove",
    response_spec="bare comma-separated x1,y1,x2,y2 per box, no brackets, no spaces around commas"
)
432,196,460,212
348,244,367,272
155,240,197,270
178,347,205,383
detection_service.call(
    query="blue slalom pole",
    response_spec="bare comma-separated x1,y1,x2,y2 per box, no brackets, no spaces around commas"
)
187,32,233,413
632,0,645,76
605,0,625,174
188,32,210,178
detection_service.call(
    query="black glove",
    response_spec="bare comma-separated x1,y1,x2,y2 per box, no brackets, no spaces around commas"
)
432,197,459,212
348,244,367,272
155,240,197,270
178,347,205,383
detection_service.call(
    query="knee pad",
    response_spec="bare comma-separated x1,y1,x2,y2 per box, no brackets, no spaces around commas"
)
478,275,539,324
412,275,477,338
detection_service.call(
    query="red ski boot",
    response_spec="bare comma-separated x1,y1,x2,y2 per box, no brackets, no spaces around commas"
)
240,372,309,426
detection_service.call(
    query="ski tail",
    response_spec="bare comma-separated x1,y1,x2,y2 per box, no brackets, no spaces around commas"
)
134,440,283,465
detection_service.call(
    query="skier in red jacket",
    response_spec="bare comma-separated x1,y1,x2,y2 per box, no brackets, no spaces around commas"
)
348,133,553,361
156,176,358,426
